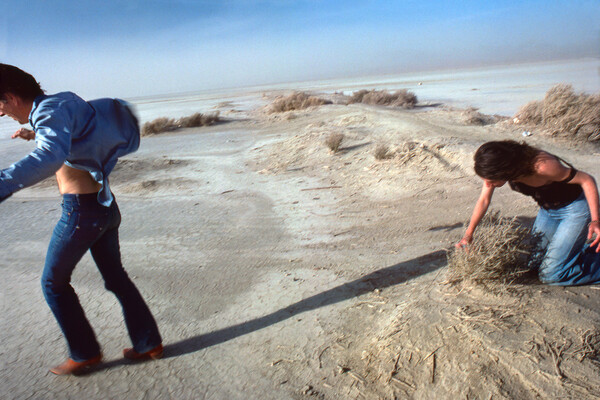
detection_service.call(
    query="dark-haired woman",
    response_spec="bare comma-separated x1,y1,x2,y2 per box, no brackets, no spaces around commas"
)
456,140,600,286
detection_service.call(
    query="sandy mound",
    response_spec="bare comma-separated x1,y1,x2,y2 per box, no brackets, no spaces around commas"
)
250,99,600,398
253,104,482,201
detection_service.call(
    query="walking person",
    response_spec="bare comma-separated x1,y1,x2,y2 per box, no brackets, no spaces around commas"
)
0,64,162,375
457,140,600,285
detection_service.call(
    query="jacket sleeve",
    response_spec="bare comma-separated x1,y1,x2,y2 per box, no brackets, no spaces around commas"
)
0,108,71,201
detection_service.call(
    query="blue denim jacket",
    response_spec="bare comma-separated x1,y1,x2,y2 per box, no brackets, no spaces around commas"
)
0,92,140,206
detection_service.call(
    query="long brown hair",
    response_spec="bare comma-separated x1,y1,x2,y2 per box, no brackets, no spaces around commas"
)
474,140,540,180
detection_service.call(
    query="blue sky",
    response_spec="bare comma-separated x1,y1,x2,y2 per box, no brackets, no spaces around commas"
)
2,0,599,98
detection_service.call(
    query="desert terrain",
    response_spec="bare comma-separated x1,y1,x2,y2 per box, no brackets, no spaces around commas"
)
1,84,600,399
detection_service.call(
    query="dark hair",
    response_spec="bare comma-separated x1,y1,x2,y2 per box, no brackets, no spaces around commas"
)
474,140,540,181
0,64,44,101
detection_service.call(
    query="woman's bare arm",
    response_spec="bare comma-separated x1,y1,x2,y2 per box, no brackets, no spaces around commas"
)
456,182,496,248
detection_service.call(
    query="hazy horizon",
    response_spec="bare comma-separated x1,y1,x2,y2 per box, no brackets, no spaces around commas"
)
2,1,599,99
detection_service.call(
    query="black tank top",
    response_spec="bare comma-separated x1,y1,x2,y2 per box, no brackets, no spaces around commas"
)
508,157,582,210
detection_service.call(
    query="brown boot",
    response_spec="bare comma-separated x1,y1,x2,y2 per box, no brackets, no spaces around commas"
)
123,344,163,360
50,354,102,375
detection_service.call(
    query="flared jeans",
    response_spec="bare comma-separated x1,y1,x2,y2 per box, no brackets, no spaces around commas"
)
534,194,600,285
41,193,161,361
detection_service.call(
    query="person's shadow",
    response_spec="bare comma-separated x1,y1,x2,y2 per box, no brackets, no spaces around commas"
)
89,249,446,373
164,249,446,358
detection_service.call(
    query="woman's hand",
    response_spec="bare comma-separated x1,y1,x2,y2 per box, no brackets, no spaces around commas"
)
589,220,600,252
455,234,473,249
11,128,35,141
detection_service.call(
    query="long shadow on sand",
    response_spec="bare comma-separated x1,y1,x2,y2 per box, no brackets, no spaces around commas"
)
163,249,446,358
88,250,445,374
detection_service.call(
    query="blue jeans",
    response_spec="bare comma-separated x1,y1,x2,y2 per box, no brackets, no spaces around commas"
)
534,193,600,285
42,193,161,361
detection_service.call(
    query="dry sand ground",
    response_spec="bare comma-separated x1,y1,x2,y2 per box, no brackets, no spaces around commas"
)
2,94,600,399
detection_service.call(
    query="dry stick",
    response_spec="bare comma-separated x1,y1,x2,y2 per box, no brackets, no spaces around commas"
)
318,346,330,369
386,352,403,384
390,377,415,390
348,371,366,384
300,186,342,191
333,229,352,237
545,340,564,379
422,346,443,363
430,353,437,384
270,359,295,366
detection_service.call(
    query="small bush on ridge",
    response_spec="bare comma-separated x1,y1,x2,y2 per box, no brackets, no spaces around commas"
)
269,92,332,113
373,144,394,160
142,112,221,136
348,89,418,109
325,133,344,153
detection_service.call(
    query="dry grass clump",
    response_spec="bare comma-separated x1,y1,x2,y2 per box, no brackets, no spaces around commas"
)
514,84,600,143
373,144,394,160
348,89,418,108
462,107,495,125
178,112,220,128
269,91,332,113
142,112,220,136
142,117,177,136
325,133,344,153
446,212,543,288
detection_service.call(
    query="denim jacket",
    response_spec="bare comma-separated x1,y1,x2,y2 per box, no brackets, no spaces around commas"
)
0,92,140,206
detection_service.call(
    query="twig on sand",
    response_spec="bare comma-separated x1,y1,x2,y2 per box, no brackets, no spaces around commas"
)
390,377,415,390
348,371,366,384
386,353,403,384
220,189,235,194
333,229,352,237
318,346,330,369
270,359,295,366
543,338,565,379
300,185,342,191
422,346,443,363
430,353,436,384
352,300,387,308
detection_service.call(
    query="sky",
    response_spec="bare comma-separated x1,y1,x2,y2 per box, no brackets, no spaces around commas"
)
1,0,599,99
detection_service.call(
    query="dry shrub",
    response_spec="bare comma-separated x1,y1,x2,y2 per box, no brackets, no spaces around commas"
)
269,91,332,113
325,133,344,153
373,144,393,160
514,101,543,125
446,212,543,288
462,107,494,125
178,111,220,128
142,117,177,136
348,89,418,108
142,112,220,136
514,84,600,143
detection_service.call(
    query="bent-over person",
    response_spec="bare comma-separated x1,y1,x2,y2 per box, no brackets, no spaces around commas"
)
0,64,162,375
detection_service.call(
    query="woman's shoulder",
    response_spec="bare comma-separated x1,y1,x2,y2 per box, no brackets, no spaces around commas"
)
534,152,572,180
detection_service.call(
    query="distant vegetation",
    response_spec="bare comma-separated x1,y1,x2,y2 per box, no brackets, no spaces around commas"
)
348,89,418,109
514,84,600,144
269,91,332,113
142,112,221,136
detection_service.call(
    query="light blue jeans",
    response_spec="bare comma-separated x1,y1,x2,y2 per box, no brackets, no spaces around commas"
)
534,193,600,285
